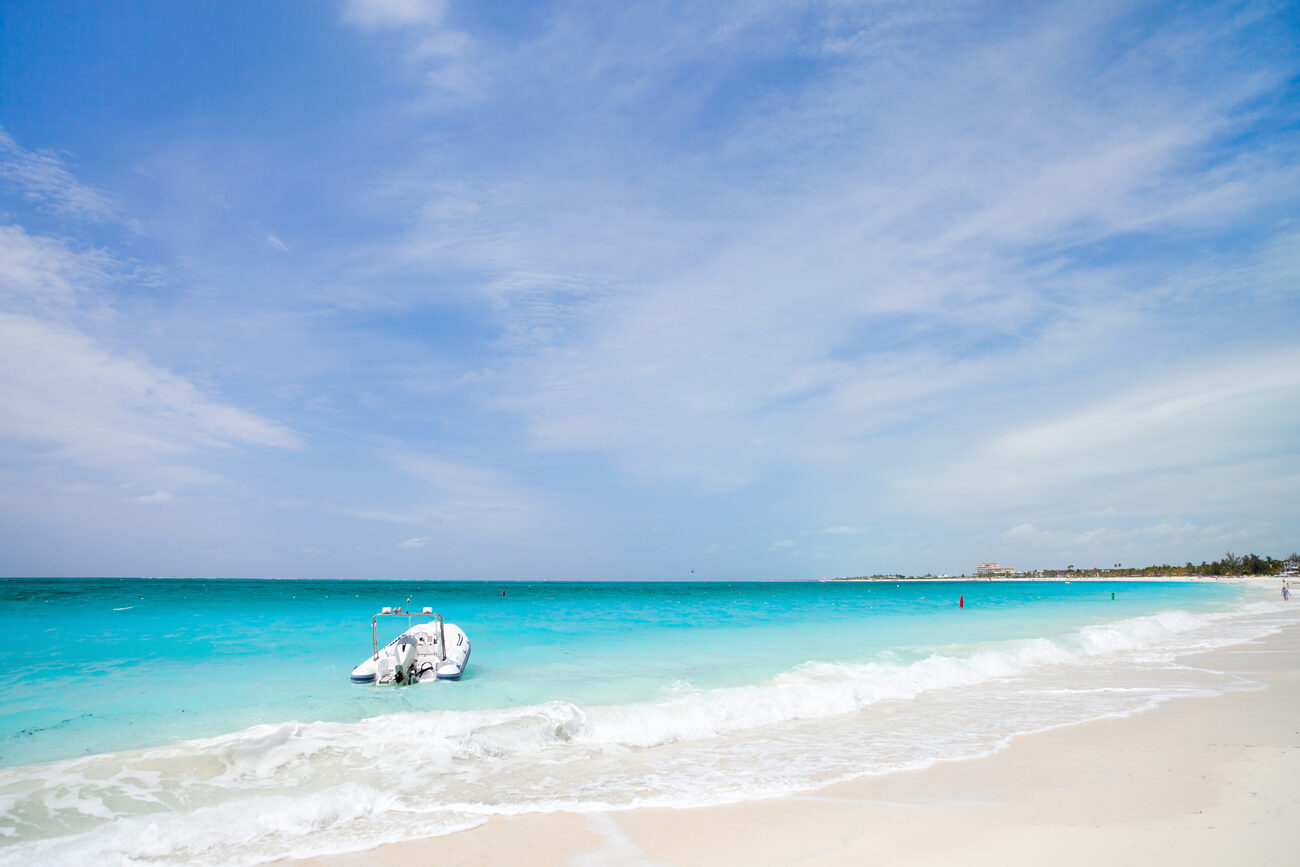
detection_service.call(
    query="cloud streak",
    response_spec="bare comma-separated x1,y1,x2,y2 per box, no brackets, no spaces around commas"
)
0,127,120,223
0,312,301,461
342,0,446,30
967,349,1300,496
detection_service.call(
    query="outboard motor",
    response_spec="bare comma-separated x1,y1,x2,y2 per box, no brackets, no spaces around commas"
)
393,634,418,683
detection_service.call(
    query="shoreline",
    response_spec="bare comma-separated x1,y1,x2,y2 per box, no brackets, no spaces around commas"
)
298,618,1300,867
834,574,1288,583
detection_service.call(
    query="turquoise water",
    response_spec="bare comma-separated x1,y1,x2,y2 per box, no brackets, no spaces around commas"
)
0,578,1242,766
0,578,1295,866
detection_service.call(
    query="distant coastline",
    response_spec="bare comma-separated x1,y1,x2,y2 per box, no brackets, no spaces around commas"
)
832,574,1284,583
834,551,1299,583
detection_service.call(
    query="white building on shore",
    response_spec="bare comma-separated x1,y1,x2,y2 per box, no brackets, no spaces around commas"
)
975,562,1019,577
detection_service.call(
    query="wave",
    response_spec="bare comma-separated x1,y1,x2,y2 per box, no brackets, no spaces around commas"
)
1,598,1295,866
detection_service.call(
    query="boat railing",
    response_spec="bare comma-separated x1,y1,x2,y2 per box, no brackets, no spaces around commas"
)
371,604,446,663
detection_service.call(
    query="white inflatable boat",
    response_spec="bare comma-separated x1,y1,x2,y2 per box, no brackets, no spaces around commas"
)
350,605,471,684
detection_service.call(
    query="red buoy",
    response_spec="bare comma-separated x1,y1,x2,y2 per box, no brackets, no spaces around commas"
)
959,594,964,608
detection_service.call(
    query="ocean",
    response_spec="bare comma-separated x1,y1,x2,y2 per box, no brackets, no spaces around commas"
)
0,577,1295,865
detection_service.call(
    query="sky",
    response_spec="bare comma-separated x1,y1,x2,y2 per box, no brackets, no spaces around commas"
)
0,0,1297,579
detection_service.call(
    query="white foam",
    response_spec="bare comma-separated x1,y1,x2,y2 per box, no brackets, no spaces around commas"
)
4,784,486,867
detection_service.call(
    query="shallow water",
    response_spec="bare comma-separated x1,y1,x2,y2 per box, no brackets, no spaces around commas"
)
0,578,1294,865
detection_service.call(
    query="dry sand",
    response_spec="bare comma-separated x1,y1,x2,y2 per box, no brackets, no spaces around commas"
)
299,620,1300,867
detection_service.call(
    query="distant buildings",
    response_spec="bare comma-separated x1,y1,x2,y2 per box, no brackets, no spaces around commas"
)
975,562,1019,577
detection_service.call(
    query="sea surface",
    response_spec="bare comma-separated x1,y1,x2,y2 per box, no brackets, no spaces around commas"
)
0,577,1295,865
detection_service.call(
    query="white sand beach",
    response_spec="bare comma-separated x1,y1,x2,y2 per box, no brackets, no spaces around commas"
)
298,618,1300,867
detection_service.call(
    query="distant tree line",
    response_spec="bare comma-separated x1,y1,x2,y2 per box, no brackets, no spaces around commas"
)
833,552,1298,581
835,574,909,581
1040,551,1298,578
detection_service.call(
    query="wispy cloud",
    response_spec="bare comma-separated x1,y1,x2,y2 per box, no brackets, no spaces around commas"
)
0,132,302,477
347,0,1298,504
341,0,477,98
0,225,116,312
997,519,1270,566
399,535,428,548
347,445,540,538
0,312,302,461
963,349,1300,498
342,0,446,30
0,127,120,223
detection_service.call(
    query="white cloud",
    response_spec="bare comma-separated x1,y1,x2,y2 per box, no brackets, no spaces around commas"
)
971,349,1300,495
266,233,290,253
340,0,479,102
0,126,120,222
0,225,115,312
0,312,302,462
400,536,428,548
131,490,173,504
342,0,446,30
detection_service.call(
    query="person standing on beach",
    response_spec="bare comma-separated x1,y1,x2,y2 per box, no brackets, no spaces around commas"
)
1284,585,1291,602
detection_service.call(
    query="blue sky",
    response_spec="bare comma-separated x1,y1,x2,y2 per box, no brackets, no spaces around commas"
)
1,0,1297,579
